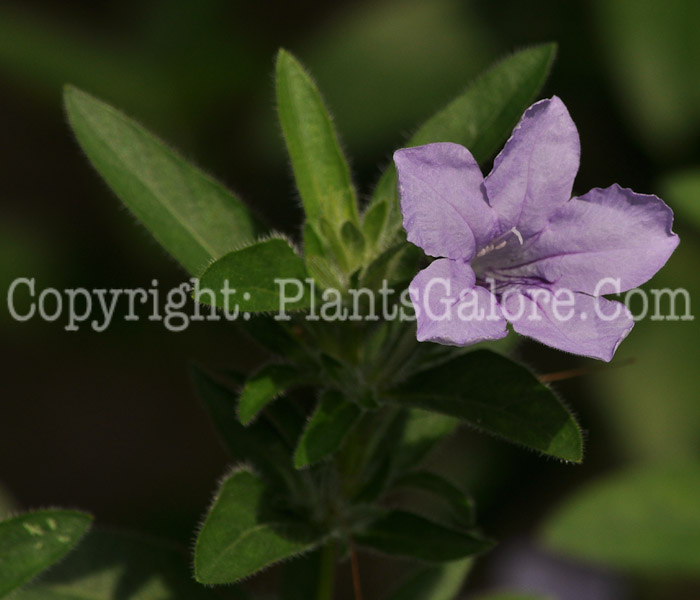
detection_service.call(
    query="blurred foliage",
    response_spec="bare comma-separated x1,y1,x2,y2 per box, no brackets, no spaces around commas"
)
592,0,700,158
541,462,700,575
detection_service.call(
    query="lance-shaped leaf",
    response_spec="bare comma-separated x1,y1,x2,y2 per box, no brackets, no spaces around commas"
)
0,509,92,597
393,471,474,529
540,462,700,575
276,49,358,227
190,364,302,494
294,390,362,468
64,86,261,276
385,559,472,600
386,350,582,463
13,529,229,600
238,363,303,425
355,510,491,562
197,238,311,313
367,43,556,244
195,469,321,584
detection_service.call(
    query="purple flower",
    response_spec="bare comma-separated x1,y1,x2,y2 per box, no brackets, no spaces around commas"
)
394,97,679,361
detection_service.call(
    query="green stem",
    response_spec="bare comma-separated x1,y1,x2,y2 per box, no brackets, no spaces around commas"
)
316,541,337,600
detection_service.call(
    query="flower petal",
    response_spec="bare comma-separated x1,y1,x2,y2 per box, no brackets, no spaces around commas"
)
485,97,580,239
502,286,633,361
409,258,508,346
494,185,680,294
395,143,497,259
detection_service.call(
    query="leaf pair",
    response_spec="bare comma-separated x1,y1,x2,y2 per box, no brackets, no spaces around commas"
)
195,468,490,585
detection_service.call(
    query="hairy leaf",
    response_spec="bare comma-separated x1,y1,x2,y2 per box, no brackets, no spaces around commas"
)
195,469,320,584
387,350,582,462
64,86,260,275
0,509,92,597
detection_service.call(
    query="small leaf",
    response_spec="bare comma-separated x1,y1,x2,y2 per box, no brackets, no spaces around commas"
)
195,469,321,584
239,363,302,425
64,86,260,276
340,220,366,270
0,509,92,597
275,49,358,226
541,462,700,575
368,43,556,244
393,471,474,529
294,390,362,468
190,364,302,493
197,238,311,313
356,510,491,562
13,529,227,600
386,350,582,462
385,559,471,600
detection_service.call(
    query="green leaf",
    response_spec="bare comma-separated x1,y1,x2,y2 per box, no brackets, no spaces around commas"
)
541,462,700,575
361,200,388,250
386,350,582,463
63,86,260,276
661,168,700,232
197,238,311,313
194,469,321,584
368,43,556,244
340,220,366,269
275,49,358,226
393,471,474,529
385,560,471,600
13,529,227,600
0,509,92,597
356,510,491,562
239,363,302,425
190,364,302,493
294,390,362,468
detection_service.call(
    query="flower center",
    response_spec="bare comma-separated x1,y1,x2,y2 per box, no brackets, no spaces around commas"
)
475,227,523,258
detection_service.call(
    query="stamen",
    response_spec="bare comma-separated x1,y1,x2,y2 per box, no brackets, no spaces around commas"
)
475,227,524,258
510,227,524,245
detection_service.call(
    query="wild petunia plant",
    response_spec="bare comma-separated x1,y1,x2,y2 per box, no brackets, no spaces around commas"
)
0,43,679,600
